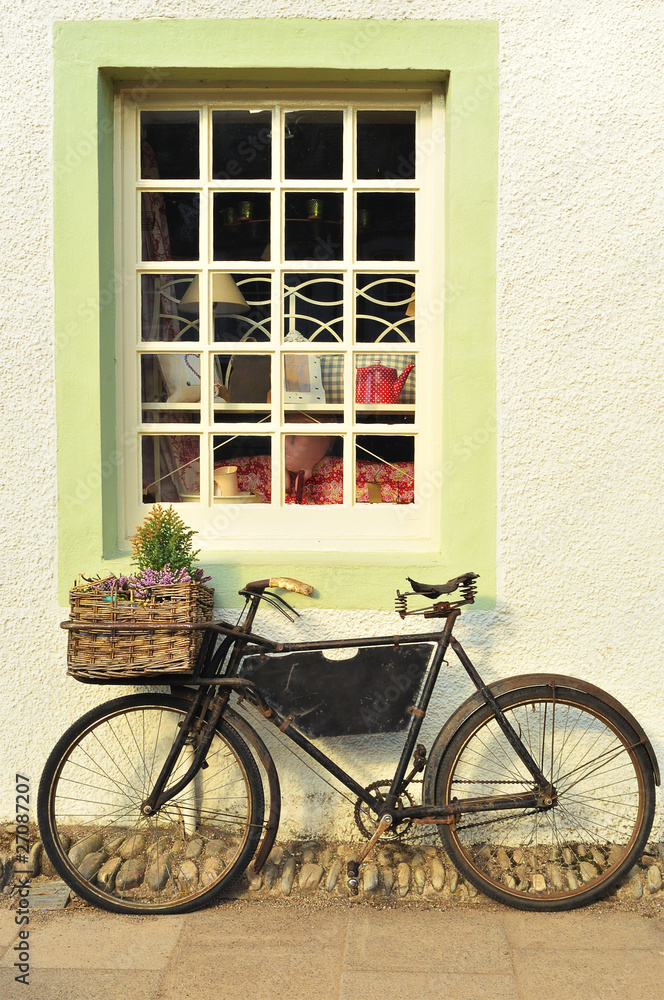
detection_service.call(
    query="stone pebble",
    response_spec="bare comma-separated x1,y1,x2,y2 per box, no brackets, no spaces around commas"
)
379,866,394,897
120,834,146,860
362,863,379,895
97,857,123,891
325,858,343,892
185,838,204,859
69,833,104,868
247,868,263,891
280,856,296,896
299,863,323,893
117,858,146,891
413,867,426,894
26,842,42,878
147,856,172,892
105,836,126,856
629,875,643,900
200,857,224,887
173,859,198,889
647,865,662,893
396,862,411,897
431,857,445,891
78,851,105,881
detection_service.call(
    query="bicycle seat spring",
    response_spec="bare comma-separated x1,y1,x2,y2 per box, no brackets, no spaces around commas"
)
395,591,408,617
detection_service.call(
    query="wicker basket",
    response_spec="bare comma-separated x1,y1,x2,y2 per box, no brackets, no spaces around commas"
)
65,581,215,681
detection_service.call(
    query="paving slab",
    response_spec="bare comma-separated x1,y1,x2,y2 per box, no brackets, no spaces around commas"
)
502,909,664,952
511,947,664,1000
345,909,513,974
0,911,19,954
339,970,519,1000
177,901,349,949
158,905,348,1000
0,967,164,1000
158,947,346,1000
0,911,185,971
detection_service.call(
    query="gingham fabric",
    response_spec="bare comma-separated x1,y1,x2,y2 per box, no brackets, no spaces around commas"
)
319,353,416,405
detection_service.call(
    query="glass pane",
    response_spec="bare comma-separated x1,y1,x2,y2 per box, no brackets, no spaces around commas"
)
283,350,346,422
142,435,200,503
356,111,416,180
141,274,199,342
214,273,272,343
213,435,271,503
285,434,342,505
213,352,272,407
356,193,415,261
284,111,343,179
354,352,416,407
317,353,345,410
213,193,270,260
212,110,271,180
141,111,199,180
355,274,415,343
141,353,201,424
283,273,343,343
355,435,414,504
284,193,343,261
141,193,199,261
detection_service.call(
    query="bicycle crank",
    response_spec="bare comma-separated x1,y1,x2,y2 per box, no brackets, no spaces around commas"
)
354,780,416,840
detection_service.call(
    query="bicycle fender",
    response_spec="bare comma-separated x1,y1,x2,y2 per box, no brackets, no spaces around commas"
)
170,687,281,873
223,706,282,874
422,673,660,806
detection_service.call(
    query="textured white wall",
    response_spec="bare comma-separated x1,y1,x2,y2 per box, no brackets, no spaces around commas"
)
0,1,662,841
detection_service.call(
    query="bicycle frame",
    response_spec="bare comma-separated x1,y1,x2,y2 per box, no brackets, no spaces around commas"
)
142,594,556,842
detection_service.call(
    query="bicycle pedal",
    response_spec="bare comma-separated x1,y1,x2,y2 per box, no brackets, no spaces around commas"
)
347,860,359,895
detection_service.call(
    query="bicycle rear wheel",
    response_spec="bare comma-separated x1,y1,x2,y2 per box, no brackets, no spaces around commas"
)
38,693,264,915
432,685,655,911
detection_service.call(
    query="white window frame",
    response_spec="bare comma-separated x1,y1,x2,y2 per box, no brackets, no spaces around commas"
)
116,85,445,553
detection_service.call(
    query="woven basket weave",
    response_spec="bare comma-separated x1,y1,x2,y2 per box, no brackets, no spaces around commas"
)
66,581,214,680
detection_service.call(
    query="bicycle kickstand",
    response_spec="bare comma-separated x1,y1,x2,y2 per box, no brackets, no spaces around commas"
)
346,814,393,895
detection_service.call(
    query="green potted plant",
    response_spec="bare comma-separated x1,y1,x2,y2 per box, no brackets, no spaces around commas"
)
66,506,214,680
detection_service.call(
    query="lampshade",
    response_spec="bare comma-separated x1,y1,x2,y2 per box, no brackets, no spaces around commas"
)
406,293,415,318
180,274,250,316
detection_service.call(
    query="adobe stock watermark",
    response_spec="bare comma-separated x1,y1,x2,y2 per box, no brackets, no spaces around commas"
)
13,773,31,986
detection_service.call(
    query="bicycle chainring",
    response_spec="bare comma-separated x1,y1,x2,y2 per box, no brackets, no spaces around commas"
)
354,780,416,840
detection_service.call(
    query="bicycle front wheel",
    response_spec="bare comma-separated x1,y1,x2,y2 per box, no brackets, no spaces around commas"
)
38,694,264,915
433,685,655,911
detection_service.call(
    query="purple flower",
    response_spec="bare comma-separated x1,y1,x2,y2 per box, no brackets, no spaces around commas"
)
86,563,210,601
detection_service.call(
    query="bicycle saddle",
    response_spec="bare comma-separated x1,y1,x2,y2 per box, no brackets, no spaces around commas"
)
406,572,478,599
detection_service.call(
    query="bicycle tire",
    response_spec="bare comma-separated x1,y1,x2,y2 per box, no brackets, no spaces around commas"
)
432,684,655,911
37,693,264,915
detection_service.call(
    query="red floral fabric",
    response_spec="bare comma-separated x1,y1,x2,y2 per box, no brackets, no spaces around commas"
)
216,457,413,505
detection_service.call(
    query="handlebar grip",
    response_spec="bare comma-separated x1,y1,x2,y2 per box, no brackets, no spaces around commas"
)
268,577,314,596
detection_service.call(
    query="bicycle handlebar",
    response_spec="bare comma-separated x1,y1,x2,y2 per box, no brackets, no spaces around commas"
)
245,577,314,597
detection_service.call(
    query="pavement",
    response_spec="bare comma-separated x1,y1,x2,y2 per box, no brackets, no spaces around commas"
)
1,893,664,1000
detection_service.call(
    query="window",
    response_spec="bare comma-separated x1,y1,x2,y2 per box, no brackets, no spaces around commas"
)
54,18,497,603
118,88,445,551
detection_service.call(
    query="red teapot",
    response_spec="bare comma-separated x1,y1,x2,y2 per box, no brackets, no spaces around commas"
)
355,362,415,404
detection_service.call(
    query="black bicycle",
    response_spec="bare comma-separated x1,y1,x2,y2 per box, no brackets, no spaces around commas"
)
37,572,659,915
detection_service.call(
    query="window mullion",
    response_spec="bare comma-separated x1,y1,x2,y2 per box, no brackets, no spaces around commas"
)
272,104,283,505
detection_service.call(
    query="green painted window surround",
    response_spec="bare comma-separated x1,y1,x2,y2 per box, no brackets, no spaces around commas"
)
53,17,497,610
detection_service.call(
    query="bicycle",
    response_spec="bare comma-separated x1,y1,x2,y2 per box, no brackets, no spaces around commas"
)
37,571,660,915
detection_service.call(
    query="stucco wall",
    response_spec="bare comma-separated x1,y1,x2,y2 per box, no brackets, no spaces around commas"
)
1,1,663,842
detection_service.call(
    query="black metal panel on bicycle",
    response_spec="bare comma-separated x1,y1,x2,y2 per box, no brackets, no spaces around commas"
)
238,644,435,737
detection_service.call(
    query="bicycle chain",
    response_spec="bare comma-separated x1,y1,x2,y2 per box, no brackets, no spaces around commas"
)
353,779,416,840
452,779,529,785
